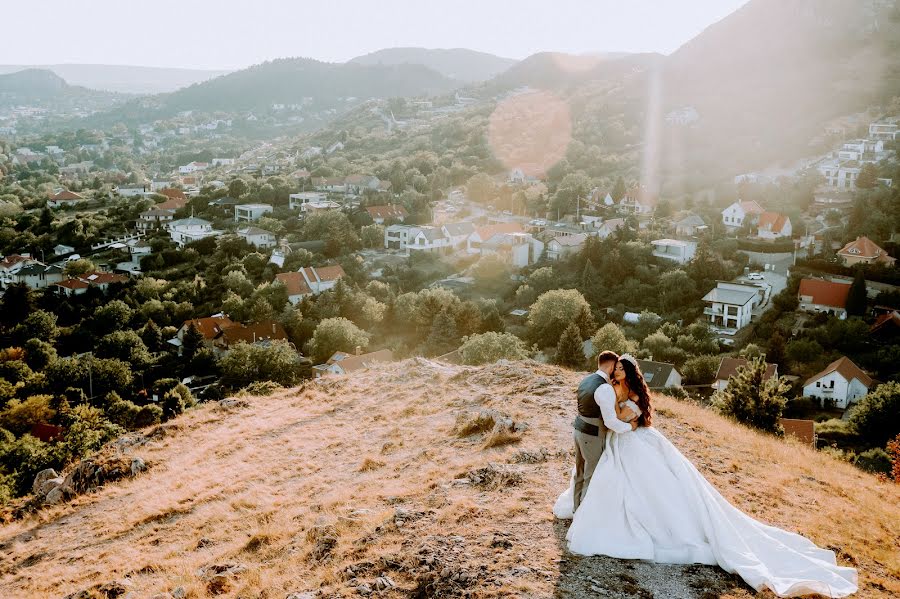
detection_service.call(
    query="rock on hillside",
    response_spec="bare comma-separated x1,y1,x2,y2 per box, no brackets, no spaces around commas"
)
0,360,896,598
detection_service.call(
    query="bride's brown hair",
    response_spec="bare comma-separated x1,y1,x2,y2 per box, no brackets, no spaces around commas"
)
619,358,652,427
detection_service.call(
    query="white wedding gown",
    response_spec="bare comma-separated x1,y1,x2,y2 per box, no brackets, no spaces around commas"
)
554,419,858,598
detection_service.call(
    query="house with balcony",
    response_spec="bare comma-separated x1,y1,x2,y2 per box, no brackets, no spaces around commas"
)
802,356,874,409
137,208,175,231
618,187,656,215
721,200,764,230
797,278,851,319
868,119,898,141
11,263,64,289
702,282,760,330
837,236,896,267
168,217,222,247
237,226,277,249
385,224,414,249
755,211,792,240
289,192,328,210
651,239,696,264
235,203,273,223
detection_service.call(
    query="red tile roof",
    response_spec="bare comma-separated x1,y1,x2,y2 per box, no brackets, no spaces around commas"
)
870,310,900,335
328,349,393,373
158,188,187,201
798,279,851,309
738,200,765,215
82,272,127,286
303,265,346,282
0,254,35,270
56,278,90,290
757,211,789,234
804,356,873,388
276,272,313,297
181,315,237,340
837,236,895,265
216,321,288,347
714,357,777,382
366,205,408,220
49,190,85,201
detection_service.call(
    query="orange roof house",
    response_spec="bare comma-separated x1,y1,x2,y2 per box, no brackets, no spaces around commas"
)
797,279,851,318
837,236,895,267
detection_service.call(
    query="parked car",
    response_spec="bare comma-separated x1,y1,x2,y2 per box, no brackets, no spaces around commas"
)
746,272,764,280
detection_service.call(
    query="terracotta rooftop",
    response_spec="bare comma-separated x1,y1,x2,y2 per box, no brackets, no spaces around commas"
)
49,190,85,201
757,211,790,233
181,315,237,340
714,357,777,382
216,321,288,347
328,349,394,373
837,236,895,265
738,200,765,214
798,279,851,309
55,278,91,290
804,356,873,389
276,272,313,297
366,205,408,220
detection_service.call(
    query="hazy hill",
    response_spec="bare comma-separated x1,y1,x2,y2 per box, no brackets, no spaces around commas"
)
349,47,516,83
2,360,895,598
0,68,122,109
483,51,653,92
92,57,460,127
658,0,900,186
0,64,230,94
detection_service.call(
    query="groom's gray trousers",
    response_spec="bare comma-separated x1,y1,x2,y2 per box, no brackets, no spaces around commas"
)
573,415,606,512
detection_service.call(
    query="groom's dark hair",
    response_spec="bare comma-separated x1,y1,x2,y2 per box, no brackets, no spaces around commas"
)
596,350,619,368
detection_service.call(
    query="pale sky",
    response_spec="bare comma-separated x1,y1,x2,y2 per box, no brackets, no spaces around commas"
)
4,0,750,70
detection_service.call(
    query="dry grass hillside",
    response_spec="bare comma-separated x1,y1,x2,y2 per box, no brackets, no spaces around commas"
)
0,360,897,599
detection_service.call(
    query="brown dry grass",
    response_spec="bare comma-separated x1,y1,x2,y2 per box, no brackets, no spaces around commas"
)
0,359,897,598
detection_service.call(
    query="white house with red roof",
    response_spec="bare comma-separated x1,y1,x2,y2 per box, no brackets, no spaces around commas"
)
797,278,851,319
756,211,792,240
466,222,525,254
0,254,38,287
178,161,209,174
365,204,408,224
276,265,346,305
47,190,88,209
721,200,764,230
803,356,874,409
837,236,896,267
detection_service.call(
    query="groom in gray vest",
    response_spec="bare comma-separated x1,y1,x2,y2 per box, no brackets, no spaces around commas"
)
572,350,637,512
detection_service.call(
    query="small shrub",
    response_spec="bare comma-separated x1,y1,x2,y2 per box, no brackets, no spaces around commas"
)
134,404,163,428
855,448,892,475
236,381,284,397
161,390,185,422
359,457,386,472
454,410,501,437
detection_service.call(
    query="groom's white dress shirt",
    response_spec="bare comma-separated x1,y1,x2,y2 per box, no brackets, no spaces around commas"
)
593,370,633,434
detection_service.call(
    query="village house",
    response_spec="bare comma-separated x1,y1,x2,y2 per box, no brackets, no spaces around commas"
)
868,119,898,141
721,200,764,230
837,236,896,267
597,218,625,239
406,226,450,255
546,233,588,261
313,349,393,377
234,203,273,223
618,188,656,215
168,217,222,247
365,204,408,224
237,226,277,249
150,179,172,192
0,254,38,287
674,214,707,237
289,192,327,210
344,174,381,194
797,278,851,319
169,315,237,351
276,265,346,305
314,177,347,193
467,222,525,254
47,190,88,209
478,232,544,268
211,320,289,355
301,199,341,215
703,282,762,330
178,161,209,174
54,278,91,297
53,271,128,297
11,262,64,290
651,239,697,264
385,224,414,250
207,196,241,216
53,244,75,257
441,222,476,250
803,356,874,409
713,357,778,392
137,208,175,231
156,188,188,208
870,310,900,341
816,158,861,190
636,359,682,390
755,212,792,240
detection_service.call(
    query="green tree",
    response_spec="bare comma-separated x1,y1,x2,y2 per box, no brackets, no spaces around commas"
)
23,339,57,372
63,258,96,277
681,355,720,385
527,289,595,348
306,317,370,364
181,322,204,362
458,332,529,365
589,323,636,357
611,176,627,201
846,270,867,317
849,382,900,447
712,358,790,432
229,178,249,198
140,320,163,352
15,309,59,345
555,323,586,369
466,173,495,204
425,307,459,356
855,164,878,190
219,340,303,388
360,224,385,249
0,284,34,328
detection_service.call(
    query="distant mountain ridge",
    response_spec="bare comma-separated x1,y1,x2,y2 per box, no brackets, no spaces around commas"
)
0,64,230,94
0,68,122,109
349,47,516,83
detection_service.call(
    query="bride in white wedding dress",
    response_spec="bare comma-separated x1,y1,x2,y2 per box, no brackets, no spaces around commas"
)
554,355,858,598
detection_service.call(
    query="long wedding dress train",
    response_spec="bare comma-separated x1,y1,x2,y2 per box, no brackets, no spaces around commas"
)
553,426,858,598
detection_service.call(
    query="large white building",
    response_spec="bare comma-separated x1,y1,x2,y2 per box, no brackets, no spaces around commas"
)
168,217,222,247
651,239,697,264
721,200,764,230
234,203,273,222
289,192,328,210
702,282,762,330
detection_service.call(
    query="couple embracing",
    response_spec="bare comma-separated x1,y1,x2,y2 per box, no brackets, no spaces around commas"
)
553,351,858,598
